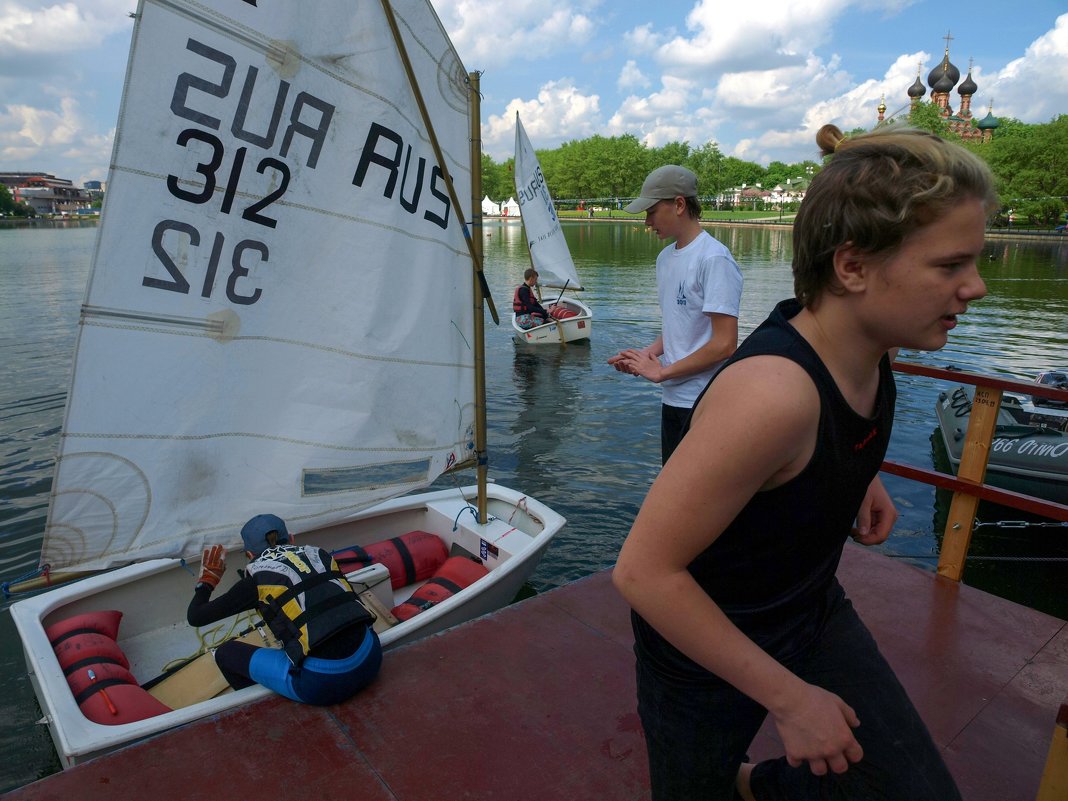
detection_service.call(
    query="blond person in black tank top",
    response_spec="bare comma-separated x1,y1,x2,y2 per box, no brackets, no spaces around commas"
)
613,124,997,801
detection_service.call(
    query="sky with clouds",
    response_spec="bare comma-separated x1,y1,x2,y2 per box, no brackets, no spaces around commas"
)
1,0,1066,187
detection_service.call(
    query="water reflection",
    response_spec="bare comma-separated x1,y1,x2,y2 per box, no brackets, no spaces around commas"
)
511,342,592,455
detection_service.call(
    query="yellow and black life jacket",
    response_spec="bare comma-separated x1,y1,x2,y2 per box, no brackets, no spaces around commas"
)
247,544,372,667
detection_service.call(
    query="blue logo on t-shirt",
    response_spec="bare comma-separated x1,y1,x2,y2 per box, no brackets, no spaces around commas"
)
676,282,687,306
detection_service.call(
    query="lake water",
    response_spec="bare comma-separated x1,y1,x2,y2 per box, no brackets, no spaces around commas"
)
2,219,1067,790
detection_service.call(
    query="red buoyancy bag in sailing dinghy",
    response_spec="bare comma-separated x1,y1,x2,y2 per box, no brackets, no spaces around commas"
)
46,610,172,725
391,556,489,622
547,305,578,320
333,530,448,590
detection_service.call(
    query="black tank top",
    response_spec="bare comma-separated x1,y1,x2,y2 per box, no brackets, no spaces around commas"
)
684,298,895,626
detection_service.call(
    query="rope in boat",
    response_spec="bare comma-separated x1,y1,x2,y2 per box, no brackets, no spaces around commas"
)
508,496,530,525
159,609,266,675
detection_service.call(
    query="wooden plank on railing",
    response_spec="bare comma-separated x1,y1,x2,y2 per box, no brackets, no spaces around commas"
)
938,384,1002,581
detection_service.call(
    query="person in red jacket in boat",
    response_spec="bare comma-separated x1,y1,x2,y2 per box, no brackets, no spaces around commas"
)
513,268,549,329
187,513,382,705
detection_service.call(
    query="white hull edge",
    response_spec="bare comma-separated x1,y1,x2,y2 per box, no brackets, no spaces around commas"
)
11,484,565,769
511,297,593,345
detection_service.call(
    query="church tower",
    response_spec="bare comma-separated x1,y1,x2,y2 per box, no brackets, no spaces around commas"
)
889,32,995,143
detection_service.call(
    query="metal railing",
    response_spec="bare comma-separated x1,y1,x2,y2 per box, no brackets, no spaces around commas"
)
886,362,1068,801
884,361,1068,582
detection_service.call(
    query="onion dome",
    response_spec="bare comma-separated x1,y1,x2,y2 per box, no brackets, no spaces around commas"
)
928,48,960,90
908,74,926,99
977,104,999,130
958,62,977,96
932,67,956,94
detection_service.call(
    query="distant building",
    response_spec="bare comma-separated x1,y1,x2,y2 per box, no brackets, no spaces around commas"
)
84,179,106,200
0,172,94,215
879,32,999,143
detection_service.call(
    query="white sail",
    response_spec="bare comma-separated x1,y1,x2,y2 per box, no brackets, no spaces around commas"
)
513,113,583,290
41,0,477,571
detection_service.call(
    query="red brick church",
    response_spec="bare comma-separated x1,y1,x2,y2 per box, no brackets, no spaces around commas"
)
877,32,999,142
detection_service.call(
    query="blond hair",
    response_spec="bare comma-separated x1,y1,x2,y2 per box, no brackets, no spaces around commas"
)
792,124,998,307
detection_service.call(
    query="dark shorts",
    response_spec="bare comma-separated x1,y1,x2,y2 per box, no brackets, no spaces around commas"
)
661,403,693,464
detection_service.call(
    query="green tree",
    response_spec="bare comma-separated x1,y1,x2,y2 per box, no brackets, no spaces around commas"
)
762,160,793,189
583,134,648,200
686,141,725,203
480,152,512,202
0,183,16,216
983,115,1068,225
907,101,951,137
647,141,691,171
720,157,764,194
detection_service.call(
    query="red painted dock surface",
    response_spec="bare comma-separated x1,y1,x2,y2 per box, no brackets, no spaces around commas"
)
4,544,1066,801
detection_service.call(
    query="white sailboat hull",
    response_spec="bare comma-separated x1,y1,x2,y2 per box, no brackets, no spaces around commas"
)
511,297,593,345
11,484,564,769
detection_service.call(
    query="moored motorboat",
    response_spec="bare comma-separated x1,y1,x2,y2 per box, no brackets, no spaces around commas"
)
935,385,1068,504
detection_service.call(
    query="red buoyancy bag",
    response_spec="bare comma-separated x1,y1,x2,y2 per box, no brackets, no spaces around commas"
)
46,610,172,725
391,556,489,622
547,305,578,320
45,609,123,643
52,632,129,673
333,530,449,590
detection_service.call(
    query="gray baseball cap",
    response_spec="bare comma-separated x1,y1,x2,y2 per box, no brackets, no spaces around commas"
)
624,165,698,213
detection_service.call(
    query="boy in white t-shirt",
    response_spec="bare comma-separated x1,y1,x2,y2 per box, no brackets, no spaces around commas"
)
608,165,743,463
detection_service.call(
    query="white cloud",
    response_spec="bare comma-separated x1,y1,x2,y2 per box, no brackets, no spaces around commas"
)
720,51,929,164
622,22,665,55
0,1,132,56
483,79,603,158
658,0,845,75
983,13,1068,123
617,59,651,91
435,0,598,67
0,94,112,183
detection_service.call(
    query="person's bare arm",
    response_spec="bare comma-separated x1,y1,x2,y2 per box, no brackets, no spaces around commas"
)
618,314,736,383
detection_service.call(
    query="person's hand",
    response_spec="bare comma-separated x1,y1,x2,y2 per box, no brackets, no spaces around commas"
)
852,476,897,545
617,349,664,382
198,544,226,588
607,351,635,374
772,683,864,776
608,349,651,376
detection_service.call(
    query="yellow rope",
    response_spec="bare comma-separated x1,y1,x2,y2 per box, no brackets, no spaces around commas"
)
159,610,272,674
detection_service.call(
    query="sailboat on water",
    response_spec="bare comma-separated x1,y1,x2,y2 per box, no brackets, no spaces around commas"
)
10,0,564,769
510,113,593,344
